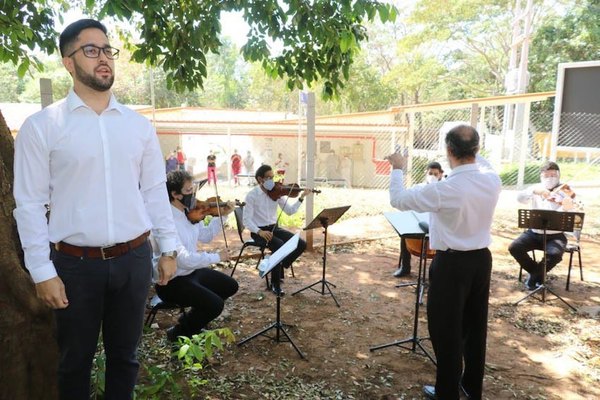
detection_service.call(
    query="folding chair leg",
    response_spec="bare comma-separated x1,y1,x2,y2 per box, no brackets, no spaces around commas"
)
518,266,523,282
230,245,247,277
578,250,583,281
566,251,574,291
290,265,295,278
145,309,157,326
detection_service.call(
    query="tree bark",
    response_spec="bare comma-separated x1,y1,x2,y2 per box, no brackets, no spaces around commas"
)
0,109,58,400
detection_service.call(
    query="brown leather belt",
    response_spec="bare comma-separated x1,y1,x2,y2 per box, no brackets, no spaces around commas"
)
53,231,150,260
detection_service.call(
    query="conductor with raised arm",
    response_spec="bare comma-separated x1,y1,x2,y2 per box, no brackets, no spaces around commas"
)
13,19,178,400
387,125,501,400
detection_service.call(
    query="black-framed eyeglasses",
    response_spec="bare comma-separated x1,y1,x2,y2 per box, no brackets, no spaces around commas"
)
67,44,120,60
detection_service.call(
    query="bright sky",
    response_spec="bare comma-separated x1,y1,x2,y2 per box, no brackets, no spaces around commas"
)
56,8,250,48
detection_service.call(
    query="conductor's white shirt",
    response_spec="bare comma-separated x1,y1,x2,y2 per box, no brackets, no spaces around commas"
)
390,155,501,251
13,90,178,283
243,186,302,233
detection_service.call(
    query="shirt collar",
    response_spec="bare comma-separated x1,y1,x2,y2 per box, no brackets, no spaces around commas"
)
446,162,479,178
66,89,124,114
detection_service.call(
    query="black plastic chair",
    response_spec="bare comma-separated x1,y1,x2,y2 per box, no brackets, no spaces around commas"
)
145,294,186,326
565,228,584,291
230,206,269,287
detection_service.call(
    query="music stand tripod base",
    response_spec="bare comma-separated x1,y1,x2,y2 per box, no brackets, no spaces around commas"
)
292,205,351,308
369,235,436,365
513,209,581,312
237,293,305,359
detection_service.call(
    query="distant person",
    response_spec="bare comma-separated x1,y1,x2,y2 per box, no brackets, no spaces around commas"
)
13,19,178,400
274,152,289,179
325,149,339,180
508,161,580,290
207,150,217,185
243,150,255,186
165,150,178,174
176,146,187,171
393,161,444,277
231,149,242,186
340,154,352,188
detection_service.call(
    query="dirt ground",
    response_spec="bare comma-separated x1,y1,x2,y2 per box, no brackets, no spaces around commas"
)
149,213,600,400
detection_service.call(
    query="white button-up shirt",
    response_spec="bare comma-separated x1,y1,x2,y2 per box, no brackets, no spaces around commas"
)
516,184,565,234
151,206,222,279
243,186,302,233
13,90,177,283
390,155,501,251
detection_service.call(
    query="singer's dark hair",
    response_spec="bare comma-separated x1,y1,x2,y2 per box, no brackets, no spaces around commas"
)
445,125,479,160
59,19,108,57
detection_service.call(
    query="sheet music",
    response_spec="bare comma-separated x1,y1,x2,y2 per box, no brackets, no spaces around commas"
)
258,233,300,277
384,211,430,236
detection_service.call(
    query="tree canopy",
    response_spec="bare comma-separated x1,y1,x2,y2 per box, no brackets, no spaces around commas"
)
1,0,397,99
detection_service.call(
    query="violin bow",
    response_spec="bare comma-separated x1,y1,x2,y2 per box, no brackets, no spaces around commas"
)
212,177,229,248
272,184,301,235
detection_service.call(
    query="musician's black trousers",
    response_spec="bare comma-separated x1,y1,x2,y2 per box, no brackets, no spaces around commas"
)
156,268,238,334
52,241,152,400
427,248,492,400
508,229,567,275
251,225,306,286
399,237,412,270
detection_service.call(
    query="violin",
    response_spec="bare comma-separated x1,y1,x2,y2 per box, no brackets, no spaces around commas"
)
186,197,245,224
266,182,322,201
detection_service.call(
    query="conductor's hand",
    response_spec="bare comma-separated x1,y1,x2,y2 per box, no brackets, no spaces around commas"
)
36,276,69,309
385,152,407,170
258,229,273,242
157,256,177,286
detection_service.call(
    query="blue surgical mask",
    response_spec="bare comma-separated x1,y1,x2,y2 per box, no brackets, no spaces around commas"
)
262,178,275,191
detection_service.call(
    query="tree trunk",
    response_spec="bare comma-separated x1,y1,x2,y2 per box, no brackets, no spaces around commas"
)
0,109,58,400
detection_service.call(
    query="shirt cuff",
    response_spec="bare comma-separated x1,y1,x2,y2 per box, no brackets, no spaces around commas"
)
30,261,58,284
155,237,178,254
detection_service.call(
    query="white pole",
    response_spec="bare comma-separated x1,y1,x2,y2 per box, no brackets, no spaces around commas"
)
305,92,316,250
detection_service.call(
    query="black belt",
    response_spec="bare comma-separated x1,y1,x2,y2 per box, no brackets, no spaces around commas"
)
437,248,487,254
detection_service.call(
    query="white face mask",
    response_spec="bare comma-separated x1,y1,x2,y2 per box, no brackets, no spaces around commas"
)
425,175,438,184
541,176,559,190
262,178,275,191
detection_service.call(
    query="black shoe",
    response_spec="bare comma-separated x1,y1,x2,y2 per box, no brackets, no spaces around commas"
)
271,285,285,297
166,326,180,343
525,274,541,290
393,267,411,277
422,385,437,399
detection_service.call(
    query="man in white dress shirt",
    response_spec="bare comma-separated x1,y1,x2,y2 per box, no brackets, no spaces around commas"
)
243,165,311,295
153,171,238,342
387,125,501,400
13,19,178,400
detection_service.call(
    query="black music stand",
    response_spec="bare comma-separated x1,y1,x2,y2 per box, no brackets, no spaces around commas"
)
514,209,582,311
238,234,305,358
369,211,436,365
291,205,351,307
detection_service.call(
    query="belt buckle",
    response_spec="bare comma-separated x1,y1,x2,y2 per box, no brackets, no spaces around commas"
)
100,245,117,260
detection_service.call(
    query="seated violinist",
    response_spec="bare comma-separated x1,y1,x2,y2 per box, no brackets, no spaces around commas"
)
508,161,581,290
243,165,312,296
152,170,238,342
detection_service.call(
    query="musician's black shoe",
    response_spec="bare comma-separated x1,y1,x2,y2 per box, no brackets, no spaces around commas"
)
525,274,541,290
422,385,437,399
271,285,285,297
393,267,411,277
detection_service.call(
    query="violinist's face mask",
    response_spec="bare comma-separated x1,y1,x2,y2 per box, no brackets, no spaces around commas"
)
262,178,275,191
180,193,194,209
